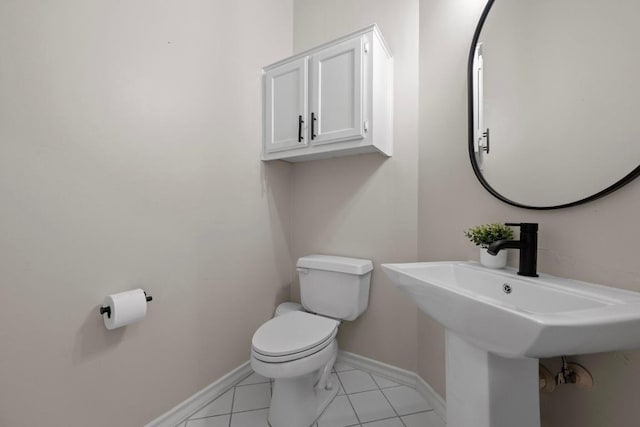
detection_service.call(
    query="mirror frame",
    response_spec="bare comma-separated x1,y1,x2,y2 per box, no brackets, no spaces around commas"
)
467,0,640,210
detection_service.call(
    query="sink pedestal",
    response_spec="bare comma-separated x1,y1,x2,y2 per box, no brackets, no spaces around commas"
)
446,332,540,427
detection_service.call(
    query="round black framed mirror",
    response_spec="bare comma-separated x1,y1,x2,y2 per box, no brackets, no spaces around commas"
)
468,0,640,209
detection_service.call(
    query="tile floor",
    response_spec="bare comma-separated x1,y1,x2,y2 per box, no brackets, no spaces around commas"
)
177,361,445,427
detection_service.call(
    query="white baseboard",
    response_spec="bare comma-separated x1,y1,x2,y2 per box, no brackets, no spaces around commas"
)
337,351,419,387
337,351,446,421
414,372,446,420
146,352,446,426
145,361,252,427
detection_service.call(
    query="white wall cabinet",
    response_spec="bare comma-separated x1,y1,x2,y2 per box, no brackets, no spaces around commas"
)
262,25,393,162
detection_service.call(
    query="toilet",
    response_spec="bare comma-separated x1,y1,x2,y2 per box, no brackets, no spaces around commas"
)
251,254,373,427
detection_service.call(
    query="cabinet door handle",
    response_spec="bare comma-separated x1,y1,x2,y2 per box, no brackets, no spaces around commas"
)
311,112,317,140
298,115,304,142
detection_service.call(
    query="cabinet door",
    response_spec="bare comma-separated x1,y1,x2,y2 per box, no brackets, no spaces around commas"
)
264,57,308,153
310,37,364,145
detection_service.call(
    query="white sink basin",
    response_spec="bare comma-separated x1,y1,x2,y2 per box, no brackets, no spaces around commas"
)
383,261,640,427
382,261,640,358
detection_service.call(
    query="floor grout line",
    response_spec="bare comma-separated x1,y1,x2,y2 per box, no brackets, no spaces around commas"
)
374,379,407,427
345,385,395,396
235,380,271,388
227,385,237,427
360,414,404,425
371,375,406,391
336,368,382,395
335,370,363,425
232,406,270,415
346,369,403,425
185,387,237,422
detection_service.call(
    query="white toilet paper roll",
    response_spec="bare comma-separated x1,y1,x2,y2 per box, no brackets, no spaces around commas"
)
102,289,148,330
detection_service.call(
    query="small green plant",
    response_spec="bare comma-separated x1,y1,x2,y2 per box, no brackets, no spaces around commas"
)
464,223,514,248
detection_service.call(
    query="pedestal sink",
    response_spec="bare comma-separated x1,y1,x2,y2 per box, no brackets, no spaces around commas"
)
381,261,640,427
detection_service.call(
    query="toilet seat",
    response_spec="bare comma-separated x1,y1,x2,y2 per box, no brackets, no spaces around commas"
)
252,311,339,363
252,330,336,363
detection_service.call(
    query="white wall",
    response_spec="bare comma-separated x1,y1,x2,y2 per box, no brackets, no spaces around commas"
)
0,1,292,426
418,1,640,426
292,0,420,371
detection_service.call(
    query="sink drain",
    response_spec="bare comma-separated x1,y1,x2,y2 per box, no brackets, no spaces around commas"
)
503,284,512,294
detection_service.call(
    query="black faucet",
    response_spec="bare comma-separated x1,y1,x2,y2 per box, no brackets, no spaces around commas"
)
487,223,538,277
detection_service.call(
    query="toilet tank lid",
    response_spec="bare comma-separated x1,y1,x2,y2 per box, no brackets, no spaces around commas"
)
297,255,373,275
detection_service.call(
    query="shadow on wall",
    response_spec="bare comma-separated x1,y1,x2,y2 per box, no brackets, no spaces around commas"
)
292,153,388,251
261,160,294,284
72,306,125,364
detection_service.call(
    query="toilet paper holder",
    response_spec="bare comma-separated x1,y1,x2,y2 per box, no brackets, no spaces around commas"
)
100,291,153,319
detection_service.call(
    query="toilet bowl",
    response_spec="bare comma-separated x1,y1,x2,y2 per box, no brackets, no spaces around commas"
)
251,311,339,427
250,255,373,427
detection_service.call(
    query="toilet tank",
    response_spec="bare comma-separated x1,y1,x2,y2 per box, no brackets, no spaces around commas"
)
297,255,373,321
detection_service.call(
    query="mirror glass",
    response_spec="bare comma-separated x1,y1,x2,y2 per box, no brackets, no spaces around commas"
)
469,0,640,209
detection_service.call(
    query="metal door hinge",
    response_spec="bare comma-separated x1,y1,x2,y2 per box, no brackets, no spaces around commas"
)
364,42,370,54
364,120,369,132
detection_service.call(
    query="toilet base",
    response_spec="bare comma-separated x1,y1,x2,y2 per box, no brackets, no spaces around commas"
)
269,373,339,427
